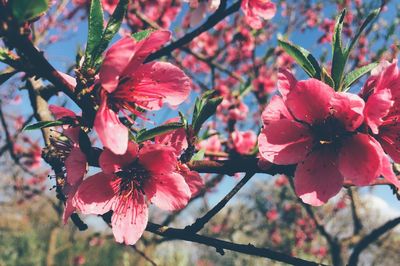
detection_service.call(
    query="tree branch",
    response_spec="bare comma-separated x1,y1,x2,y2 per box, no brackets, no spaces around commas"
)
347,216,400,266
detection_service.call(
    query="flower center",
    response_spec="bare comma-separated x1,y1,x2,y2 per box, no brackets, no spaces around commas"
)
311,116,347,148
115,161,150,197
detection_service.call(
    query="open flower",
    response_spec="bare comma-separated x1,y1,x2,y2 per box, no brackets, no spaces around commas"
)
72,141,192,245
241,0,276,29
49,105,88,222
94,30,191,155
258,70,400,206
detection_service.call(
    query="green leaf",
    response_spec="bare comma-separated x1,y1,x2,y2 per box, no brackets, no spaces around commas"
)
278,38,321,79
321,67,335,88
84,0,104,68
342,62,378,91
346,8,380,56
192,96,223,134
11,0,49,23
331,9,346,91
136,122,184,143
23,120,67,131
89,0,129,69
191,149,205,162
132,29,153,41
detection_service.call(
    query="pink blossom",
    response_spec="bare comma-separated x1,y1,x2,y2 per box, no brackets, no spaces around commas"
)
258,70,400,206
102,0,118,14
72,141,192,245
197,134,222,154
49,105,88,223
94,30,191,155
266,208,278,221
241,0,276,29
230,130,257,155
360,60,400,188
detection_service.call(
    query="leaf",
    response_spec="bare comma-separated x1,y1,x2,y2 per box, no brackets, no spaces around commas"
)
321,67,335,88
342,62,378,91
132,29,153,41
84,0,104,68
278,38,321,79
346,8,380,56
89,0,129,69
331,9,346,91
23,120,67,131
0,70,18,85
11,0,49,23
192,96,223,134
191,149,205,161
136,122,184,143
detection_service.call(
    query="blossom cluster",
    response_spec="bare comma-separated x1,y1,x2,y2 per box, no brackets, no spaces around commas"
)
258,62,400,206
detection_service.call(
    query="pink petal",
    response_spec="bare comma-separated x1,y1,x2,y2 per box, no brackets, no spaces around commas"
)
121,30,172,78
99,37,137,93
129,62,191,110
62,183,79,224
381,154,400,189
294,148,344,206
58,71,77,90
330,92,365,131
138,143,178,174
364,88,393,134
339,134,381,186
286,79,334,124
72,172,116,215
94,96,128,155
261,95,292,125
99,142,139,174
111,193,148,245
278,68,297,99
65,147,87,185
49,105,77,119
64,127,81,144
258,119,313,164
379,135,400,163
144,172,191,211
179,164,204,197
154,117,188,154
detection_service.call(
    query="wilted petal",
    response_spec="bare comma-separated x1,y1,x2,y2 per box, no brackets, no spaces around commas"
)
294,148,343,206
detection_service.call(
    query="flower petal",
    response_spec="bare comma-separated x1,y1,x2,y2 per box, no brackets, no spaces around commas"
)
364,88,393,134
49,105,77,119
99,37,137,93
294,148,343,206
122,30,172,77
94,96,128,155
65,147,87,185
111,193,148,245
258,119,313,164
261,95,292,125
144,172,191,211
138,143,177,173
72,172,116,215
331,92,365,131
339,134,381,186
129,62,191,110
277,68,297,99
99,142,139,174
286,79,334,124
